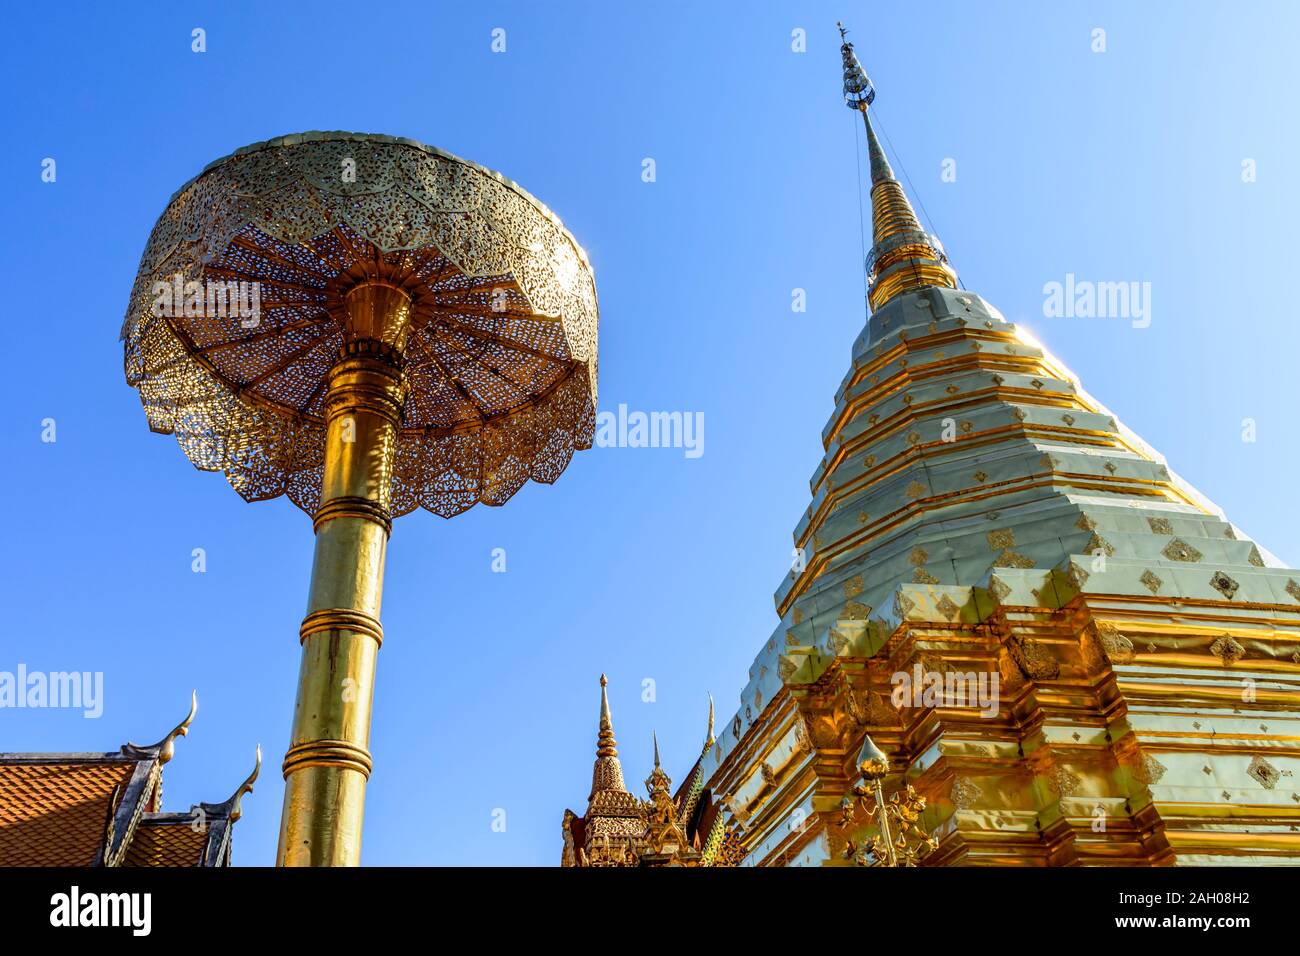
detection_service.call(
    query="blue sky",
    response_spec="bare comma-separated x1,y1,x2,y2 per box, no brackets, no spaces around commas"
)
2,1,1298,865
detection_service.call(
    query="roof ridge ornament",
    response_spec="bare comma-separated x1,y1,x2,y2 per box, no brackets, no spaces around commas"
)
121,690,197,764
198,745,261,822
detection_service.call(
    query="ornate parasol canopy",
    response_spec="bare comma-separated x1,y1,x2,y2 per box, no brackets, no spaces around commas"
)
122,131,598,518
121,133,600,866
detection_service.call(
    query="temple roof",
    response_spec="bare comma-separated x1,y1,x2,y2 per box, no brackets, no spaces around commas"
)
562,679,741,866
0,694,259,867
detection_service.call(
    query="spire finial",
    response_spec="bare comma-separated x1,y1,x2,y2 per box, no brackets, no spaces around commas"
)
836,23,959,312
589,674,630,797
645,730,673,796
597,674,616,756
839,26,875,112
703,693,716,753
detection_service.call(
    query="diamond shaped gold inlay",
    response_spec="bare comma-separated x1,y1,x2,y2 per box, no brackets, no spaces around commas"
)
1163,539,1202,563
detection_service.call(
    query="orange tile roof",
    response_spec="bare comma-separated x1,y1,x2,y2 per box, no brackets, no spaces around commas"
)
122,819,209,867
1,716,255,867
0,760,134,866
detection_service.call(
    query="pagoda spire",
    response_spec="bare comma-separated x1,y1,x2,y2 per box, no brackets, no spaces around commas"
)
589,674,629,798
645,731,673,794
838,22,959,312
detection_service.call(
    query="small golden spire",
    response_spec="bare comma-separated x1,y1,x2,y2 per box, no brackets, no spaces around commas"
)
703,693,716,753
589,675,629,797
645,731,673,796
839,25,959,312
597,673,617,758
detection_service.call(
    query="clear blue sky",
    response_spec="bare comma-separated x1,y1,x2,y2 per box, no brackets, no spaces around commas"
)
2,1,1297,865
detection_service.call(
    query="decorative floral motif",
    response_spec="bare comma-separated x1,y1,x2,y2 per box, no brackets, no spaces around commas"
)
1094,622,1135,665
1162,539,1203,563
1209,634,1245,666
987,529,1016,550
950,776,982,810
1009,634,1060,680
1136,753,1167,786
1247,756,1281,790
1210,571,1240,600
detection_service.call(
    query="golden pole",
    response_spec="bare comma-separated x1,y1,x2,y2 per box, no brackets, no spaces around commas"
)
276,283,411,866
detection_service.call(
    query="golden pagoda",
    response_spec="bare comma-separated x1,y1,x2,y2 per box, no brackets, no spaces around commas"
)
563,26,1300,867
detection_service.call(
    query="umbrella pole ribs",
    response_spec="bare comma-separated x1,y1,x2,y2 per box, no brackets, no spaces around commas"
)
277,282,411,866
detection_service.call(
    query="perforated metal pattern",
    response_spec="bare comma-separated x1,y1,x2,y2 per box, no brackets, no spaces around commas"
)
122,132,598,518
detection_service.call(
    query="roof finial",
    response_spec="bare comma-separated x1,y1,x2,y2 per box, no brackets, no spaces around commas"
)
121,689,197,765
199,744,262,822
703,693,716,753
837,23,959,312
653,730,662,769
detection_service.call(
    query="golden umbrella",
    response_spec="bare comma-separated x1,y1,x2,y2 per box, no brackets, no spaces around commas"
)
121,132,599,865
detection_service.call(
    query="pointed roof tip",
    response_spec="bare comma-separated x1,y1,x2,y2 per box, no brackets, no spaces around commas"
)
589,674,630,797
653,731,661,768
595,673,619,759
599,675,612,722
704,693,716,752
198,743,261,823
121,689,198,765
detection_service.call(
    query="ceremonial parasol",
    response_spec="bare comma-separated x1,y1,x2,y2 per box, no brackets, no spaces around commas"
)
121,132,599,865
